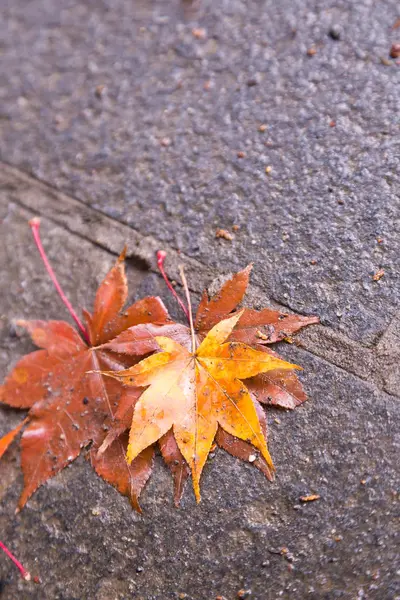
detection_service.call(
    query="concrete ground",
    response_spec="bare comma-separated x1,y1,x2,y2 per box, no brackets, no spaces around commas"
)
0,1,399,599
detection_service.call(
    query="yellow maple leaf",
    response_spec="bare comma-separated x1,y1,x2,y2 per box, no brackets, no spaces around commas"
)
102,310,299,501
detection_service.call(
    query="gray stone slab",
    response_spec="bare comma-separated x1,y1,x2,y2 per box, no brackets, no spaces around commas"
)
6,163,392,396
1,204,399,599
1,0,399,346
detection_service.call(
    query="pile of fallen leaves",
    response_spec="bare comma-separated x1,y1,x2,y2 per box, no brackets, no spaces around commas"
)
0,221,318,512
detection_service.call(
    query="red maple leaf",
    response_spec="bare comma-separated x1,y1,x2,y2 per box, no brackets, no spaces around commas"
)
0,236,169,511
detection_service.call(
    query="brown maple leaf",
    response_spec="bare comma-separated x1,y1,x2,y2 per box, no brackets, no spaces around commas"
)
98,263,318,499
0,250,169,511
101,310,299,501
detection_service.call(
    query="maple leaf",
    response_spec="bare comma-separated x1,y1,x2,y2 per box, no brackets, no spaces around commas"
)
101,310,300,501
0,249,169,511
98,262,318,499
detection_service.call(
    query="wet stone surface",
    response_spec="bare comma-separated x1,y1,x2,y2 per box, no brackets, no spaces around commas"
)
0,203,399,600
1,0,400,345
1,1,400,599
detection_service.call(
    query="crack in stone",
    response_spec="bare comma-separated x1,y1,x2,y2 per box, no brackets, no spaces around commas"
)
1,161,399,399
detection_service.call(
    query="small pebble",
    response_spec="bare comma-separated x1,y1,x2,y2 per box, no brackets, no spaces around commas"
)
329,25,341,40
265,166,272,175
307,46,317,56
258,124,267,132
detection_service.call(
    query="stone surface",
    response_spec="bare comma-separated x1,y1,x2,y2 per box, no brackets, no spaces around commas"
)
1,199,399,600
1,1,400,599
1,0,399,345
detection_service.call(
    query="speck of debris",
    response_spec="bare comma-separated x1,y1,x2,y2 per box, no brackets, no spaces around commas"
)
307,46,317,56
237,151,246,158
248,454,256,463
95,84,106,98
160,137,171,147
216,228,233,241
232,224,240,232
258,124,267,132
334,535,343,542
329,120,336,127
265,165,272,175
329,25,341,40
91,507,100,516
274,418,281,425
237,590,252,599
204,80,212,91
299,494,321,502
192,28,206,39
136,566,144,573
380,56,392,66
310,259,317,265
372,268,384,281
376,237,383,244
256,329,269,341
389,43,400,58
247,78,258,87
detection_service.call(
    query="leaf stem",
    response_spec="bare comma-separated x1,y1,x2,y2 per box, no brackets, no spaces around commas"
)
156,250,190,323
0,540,31,581
178,265,196,353
29,218,90,344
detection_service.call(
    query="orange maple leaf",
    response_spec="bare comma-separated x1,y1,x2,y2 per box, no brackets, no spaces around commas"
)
98,264,318,501
101,310,299,501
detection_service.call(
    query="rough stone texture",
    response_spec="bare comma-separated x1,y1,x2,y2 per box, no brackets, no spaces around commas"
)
1,1,400,599
1,0,400,346
1,194,399,600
